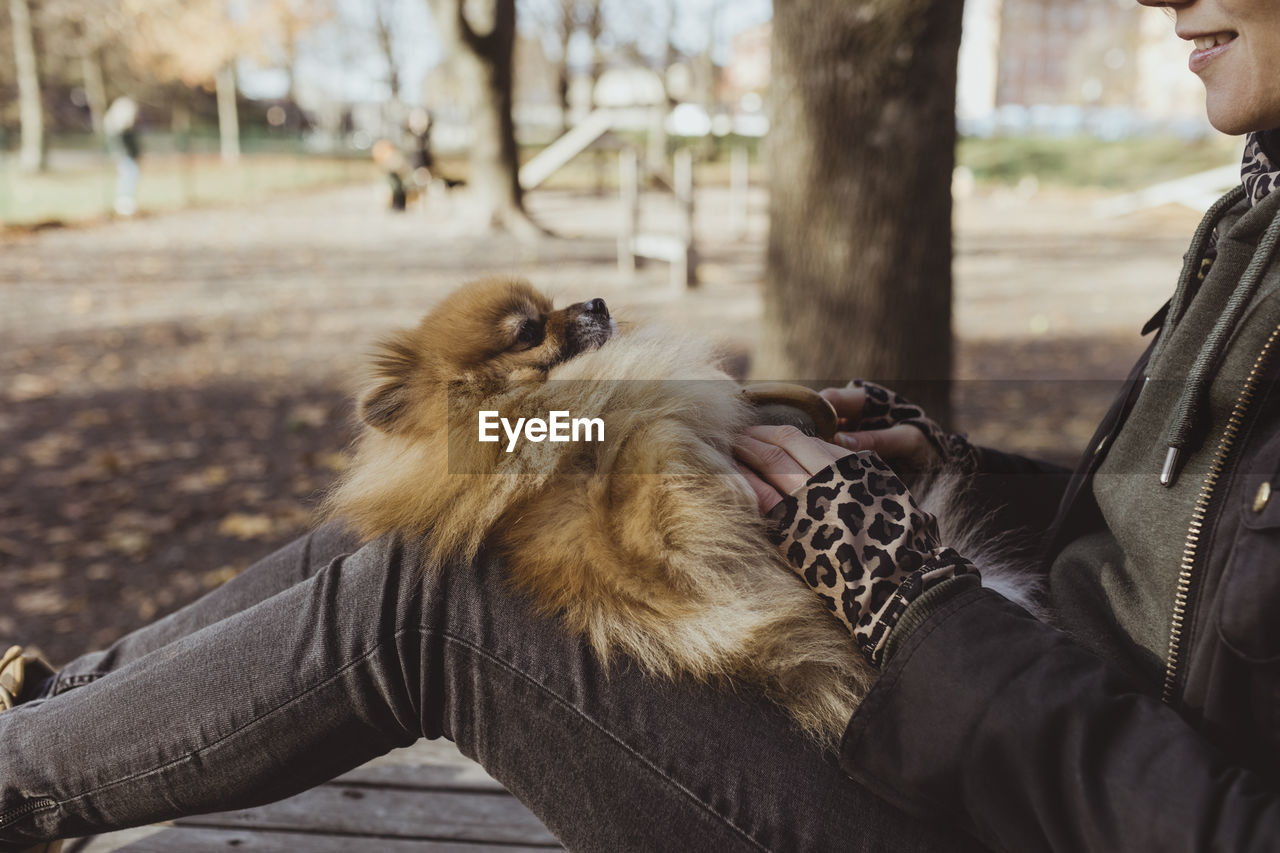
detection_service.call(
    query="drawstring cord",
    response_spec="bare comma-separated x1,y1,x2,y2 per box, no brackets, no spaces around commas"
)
1160,206,1280,486
1149,186,1245,371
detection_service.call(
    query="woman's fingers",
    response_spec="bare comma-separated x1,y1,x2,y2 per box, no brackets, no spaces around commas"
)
733,425,852,498
832,423,936,466
751,424,849,468
733,434,811,497
818,384,866,426
734,462,784,514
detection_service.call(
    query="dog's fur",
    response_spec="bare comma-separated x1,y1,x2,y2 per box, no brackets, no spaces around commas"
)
324,278,1037,742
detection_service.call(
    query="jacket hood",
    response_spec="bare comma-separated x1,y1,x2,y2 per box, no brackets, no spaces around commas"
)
1153,176,1280,486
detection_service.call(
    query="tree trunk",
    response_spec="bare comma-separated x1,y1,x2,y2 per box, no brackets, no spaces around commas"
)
556,64,571,136
758,0,964,425
646,0,679,175
373,0,402,106
584,0,602,98
10,0,46,172
216,64,241,164
584,0,604,193
429,0,539,237
695,0,721,161
555,0,573,136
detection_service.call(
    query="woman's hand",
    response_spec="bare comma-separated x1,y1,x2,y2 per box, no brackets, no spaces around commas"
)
818,384,938,466
733,424,978,666
818,380,978,473
732,424,851,515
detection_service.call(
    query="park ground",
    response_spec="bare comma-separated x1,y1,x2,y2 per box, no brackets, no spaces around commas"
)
0,173,1204,664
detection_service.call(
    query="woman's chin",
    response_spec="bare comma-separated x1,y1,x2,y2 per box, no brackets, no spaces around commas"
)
1204,97,1280,137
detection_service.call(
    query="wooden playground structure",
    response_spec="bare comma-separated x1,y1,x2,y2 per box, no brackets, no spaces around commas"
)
518,109,754,292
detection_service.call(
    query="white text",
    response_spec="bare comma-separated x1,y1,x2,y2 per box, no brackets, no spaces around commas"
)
478,410,605,452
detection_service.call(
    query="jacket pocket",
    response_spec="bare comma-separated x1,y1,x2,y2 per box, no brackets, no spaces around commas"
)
1219,466,1280,663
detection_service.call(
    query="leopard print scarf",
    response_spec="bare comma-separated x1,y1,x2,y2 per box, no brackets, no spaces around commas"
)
1242,131,1280,207
1200,131,1278,262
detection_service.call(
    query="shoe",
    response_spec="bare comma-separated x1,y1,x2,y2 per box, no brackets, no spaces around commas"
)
1,647,63,852
0,645,55,711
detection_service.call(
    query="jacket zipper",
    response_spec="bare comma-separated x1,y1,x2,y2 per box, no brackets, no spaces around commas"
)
1162,321,1280,703
0,797,57,830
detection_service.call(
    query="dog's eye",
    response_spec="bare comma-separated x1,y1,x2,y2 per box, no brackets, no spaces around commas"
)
514,319,544,349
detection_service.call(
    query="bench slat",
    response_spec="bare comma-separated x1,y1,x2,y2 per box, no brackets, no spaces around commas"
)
112,826,558,852
173,783,559,845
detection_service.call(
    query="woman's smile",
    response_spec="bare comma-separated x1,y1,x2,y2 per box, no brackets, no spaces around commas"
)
1187,31,1237,73
1140,0,1280,133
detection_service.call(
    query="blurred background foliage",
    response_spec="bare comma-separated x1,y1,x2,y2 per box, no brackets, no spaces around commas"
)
1,0,1237,227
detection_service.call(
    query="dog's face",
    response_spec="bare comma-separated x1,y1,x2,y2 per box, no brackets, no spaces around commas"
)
360,278,615,433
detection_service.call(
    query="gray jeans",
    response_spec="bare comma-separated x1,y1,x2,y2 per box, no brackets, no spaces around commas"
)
0,524,980,851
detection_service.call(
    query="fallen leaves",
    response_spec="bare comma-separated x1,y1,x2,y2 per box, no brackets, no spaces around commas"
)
22,431,82,466
16,589,73,616
0,380,353,662
217,513,276,540
176,465,230,492
107,529,152,557
9,373,58,402
203,565,241,588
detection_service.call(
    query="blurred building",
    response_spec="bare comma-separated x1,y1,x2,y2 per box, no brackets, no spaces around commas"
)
959,0,1213,137
1133,9,1211,130
720,22,770,110
956,0,1002,126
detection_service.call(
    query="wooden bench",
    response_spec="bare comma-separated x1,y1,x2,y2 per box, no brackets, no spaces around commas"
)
74,740,562,852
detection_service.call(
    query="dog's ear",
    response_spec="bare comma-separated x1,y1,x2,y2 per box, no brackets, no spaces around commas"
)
360,333,418,432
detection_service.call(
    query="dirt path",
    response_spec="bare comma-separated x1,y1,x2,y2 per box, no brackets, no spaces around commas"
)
1,180,1202,661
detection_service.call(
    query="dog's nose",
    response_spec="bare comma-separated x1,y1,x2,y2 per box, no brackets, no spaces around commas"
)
584,298,609,318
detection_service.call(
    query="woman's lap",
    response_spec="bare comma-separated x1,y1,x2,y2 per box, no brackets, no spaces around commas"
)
0,524,980,852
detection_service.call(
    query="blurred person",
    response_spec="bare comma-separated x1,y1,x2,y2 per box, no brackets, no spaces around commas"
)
102,97,140,217
404,109,464,195
5,2,1280,852
407,107,435,187
371,138,409,212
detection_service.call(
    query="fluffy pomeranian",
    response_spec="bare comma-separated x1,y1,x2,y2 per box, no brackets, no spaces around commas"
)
325,278,1006,741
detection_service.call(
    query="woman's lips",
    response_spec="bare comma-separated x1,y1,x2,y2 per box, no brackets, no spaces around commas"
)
1189,34,1237,74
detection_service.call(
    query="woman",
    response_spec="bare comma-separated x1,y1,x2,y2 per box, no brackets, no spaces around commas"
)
736,1,1280,848
3,1,1278,850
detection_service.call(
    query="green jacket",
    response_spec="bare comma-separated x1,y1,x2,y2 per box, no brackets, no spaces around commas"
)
844,187,1280,852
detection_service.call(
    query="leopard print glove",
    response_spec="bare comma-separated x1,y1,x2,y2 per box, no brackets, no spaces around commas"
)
849,380,979,472
767,452,979,667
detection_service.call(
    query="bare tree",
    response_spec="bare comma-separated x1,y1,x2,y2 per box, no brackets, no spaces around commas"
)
581,0,602,108
372,0,402,106
40,1,123,137
261,0,334,120
215,64,240,162
429,0,539,236
118,0,245,162
79,46,107,136
758,0,965,424
553,0,574,133
9,0,46,171
116,0,328,162
696,0,721,117
519,0,603,134
607,0,695,172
